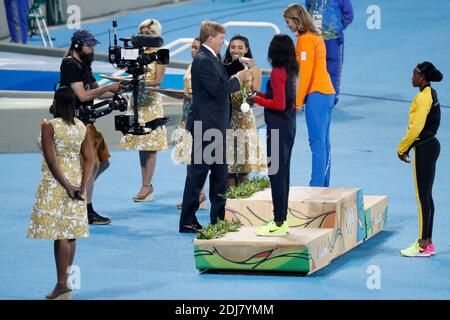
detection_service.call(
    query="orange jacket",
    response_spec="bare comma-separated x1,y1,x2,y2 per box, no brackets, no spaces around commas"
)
295,32,335,107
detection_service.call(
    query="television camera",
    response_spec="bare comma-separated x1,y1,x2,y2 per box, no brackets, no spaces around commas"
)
108,20,170,135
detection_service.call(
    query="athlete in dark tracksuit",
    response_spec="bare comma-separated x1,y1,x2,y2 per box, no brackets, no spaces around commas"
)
247,34,298,236
398,61,443,257
255,66,296,224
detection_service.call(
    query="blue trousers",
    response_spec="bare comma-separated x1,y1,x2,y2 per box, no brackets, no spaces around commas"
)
325,38,343,105
4,0,29,44
305,92,334,187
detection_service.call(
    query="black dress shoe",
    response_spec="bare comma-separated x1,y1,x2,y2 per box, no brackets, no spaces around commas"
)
179,224,202,233
193,221,203,230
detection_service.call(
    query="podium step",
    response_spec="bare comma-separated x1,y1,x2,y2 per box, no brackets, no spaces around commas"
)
194,227,334,274
195,187,389,275
364,195,388,240
225,186,366,257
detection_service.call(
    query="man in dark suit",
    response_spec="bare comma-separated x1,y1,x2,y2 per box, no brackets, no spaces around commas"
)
179,21,250,233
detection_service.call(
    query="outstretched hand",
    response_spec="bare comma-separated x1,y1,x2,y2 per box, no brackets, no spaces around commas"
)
246,93,257,105
108,82,122,93
119,81,132,92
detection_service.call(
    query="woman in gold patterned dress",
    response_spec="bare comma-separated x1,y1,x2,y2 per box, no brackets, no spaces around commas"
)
119,19,168,202
172,37,208,209
224,35,267,187
172,38,200,165
27,87,94,300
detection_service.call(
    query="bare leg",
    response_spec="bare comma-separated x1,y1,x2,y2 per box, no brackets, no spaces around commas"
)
86,160,109,204
178,165,206,208
86,164,99,205
86,159,112,224
237,173,249,185
68,239,76,267
96,160,110,179
418,239,429,249
228,174,237,188
178,189,206,209
135,151,157,197
47,240,73,299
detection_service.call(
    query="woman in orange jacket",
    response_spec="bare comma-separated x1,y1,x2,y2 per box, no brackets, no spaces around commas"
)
284,3,336,187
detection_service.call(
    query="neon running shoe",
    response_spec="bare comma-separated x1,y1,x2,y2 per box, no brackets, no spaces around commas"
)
255,221,289,236
427,243,435,255
406,241,435,255
400,242,431,257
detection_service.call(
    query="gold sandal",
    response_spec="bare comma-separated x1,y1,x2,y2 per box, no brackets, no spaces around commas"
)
133,184,154,202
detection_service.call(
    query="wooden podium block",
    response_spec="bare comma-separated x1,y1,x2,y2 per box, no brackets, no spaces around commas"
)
364,195,388,240
194,227,335,274
193,191,389,275
225,187,364,257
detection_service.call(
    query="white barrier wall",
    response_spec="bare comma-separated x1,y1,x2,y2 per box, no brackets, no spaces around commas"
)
0,0,182,40
0,5,9,39
66,0,181,19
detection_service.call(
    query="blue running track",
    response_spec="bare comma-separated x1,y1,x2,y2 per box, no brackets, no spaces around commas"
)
0,0,449,299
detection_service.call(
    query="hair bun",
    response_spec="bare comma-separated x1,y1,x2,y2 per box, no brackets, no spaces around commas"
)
417,61,444,83
431,69,443,82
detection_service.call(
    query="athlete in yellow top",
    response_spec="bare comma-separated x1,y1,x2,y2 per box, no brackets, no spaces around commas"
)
398,61,443,257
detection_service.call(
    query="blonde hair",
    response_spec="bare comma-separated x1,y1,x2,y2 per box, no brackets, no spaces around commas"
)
199,20,226,43
139,19,162,36
283,3,319,35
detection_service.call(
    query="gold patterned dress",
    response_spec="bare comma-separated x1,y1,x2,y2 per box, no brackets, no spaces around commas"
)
172,64,193,164
119,48,168,151
227,74,267,173
28,118,89,240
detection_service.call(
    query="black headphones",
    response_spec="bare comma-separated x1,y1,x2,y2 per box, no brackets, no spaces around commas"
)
72,39,83,52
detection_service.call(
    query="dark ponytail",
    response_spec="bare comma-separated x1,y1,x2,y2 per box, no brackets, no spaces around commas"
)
416,61,443,83
430,68,443,82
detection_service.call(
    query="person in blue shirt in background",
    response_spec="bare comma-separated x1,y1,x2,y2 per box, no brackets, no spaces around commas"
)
306,0,353,106
4,0,29,44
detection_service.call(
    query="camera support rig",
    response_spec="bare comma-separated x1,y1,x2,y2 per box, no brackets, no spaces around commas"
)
109,20,170,135
74,94,128,124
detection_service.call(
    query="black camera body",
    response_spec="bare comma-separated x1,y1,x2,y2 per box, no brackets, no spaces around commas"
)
108,35,169,73
108,20,170,135
51,22,170,133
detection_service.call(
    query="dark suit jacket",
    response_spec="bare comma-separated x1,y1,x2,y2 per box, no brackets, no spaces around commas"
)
186,45,241,134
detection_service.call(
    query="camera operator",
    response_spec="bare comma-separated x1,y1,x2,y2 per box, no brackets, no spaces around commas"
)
118,19,169,202
60,29,121,225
